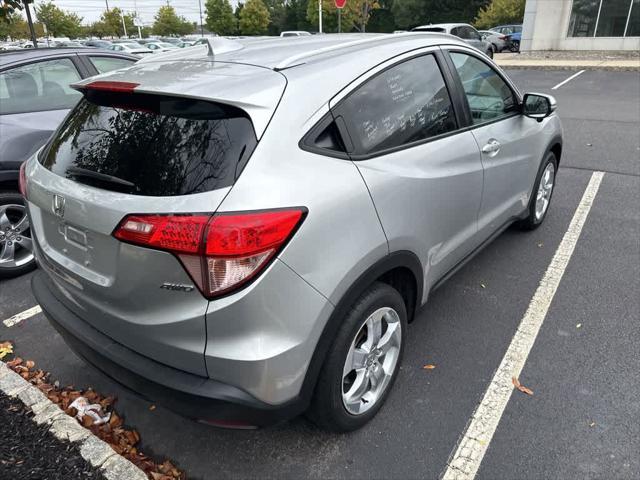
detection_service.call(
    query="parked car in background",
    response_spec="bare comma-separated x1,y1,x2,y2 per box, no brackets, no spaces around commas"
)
24,33,561,431
0,47,138,278
145,41,179,53
280,31,312,37
107,43,153,57
83,39,113,49
412,23,494,58
56,41,86,48
159,37,183,45
478,30,509,53
177,40,196,48
490,24,522,52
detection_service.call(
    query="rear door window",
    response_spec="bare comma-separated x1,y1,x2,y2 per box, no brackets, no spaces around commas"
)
334,54,457,157
89,56,136,74
0,57,82,115
40,92,257,196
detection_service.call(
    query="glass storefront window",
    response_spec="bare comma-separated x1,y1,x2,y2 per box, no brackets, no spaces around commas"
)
627,0,640,36
596,0,632,36
568,0,600,37
568,0,639,37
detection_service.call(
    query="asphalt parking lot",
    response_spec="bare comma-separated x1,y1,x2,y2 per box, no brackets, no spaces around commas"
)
1,68,639,480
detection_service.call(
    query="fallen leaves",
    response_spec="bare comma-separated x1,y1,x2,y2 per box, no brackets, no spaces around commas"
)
4,347,185,480
422,364,436,370
0,341,13,359
512,377,534,396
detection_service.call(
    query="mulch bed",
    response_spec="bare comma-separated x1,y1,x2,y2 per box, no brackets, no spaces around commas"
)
0,392,106,480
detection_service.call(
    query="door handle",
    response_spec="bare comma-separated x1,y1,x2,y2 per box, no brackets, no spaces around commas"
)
482,139,501,155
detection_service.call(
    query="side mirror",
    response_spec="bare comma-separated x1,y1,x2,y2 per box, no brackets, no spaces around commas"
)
522,93,557,121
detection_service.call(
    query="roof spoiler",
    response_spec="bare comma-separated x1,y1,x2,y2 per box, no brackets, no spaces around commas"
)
136,37,244,64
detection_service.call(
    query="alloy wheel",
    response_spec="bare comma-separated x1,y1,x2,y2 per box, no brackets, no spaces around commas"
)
342,307,402,415
0,204,34,269
535,162,555,222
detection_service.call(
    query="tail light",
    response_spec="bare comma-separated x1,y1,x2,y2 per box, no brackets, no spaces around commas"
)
19,162,28,198
499,35,508,40
114,209,305,298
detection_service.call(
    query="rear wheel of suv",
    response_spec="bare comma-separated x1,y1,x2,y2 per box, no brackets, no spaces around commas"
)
518,152,558,231
307,282,407,432
0,193,36,279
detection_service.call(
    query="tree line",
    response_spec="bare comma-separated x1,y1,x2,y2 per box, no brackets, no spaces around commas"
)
1,0,525,40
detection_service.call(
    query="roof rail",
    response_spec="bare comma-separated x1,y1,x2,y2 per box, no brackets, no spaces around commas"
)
274,35,393,70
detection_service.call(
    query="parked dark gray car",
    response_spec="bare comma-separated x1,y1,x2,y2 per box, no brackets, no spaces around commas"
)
0,47,137,278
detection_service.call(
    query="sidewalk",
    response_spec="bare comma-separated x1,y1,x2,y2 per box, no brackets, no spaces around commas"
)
494,51,640,71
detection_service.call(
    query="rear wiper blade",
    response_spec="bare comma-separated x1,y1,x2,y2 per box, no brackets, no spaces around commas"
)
66,167,136,189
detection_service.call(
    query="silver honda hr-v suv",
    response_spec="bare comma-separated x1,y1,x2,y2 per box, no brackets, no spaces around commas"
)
23,33,562,431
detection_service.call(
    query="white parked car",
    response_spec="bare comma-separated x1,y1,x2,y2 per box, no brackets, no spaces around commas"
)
145,42,179,53
108,43,153,57
280,31,312,37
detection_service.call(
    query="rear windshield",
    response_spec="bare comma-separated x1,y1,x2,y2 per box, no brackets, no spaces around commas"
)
40,91,257,196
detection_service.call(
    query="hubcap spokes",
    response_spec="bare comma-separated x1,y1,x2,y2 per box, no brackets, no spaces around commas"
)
535,163,555,221
342,307,402,415
0,204,34,269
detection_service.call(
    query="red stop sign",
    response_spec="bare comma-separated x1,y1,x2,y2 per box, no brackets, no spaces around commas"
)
335,0,347,8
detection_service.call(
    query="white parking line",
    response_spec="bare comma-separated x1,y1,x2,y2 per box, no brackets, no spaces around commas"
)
3,305,42,327
442,171,605,480
551,70,585,90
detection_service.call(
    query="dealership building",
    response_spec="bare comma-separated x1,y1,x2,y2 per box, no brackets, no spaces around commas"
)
522,0,640,50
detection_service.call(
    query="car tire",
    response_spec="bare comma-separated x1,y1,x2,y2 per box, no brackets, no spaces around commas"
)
486,48,494,59
0,192,37,279
307,281,407,432
517,152,558,231
510,40,520,52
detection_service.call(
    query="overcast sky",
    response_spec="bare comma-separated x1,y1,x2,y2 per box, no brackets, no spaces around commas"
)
29,0,221,26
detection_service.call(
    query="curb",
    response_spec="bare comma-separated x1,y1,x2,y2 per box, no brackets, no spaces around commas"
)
0,360,147,480
494,63,640,71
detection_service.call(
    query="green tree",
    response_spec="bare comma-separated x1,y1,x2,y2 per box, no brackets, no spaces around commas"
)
35,1,83,38
205,0,237,35
239,0,270,35
474,0,525,29
307,0,378,33
95,8,136,38
152,5,194,36
0,0,25,23
0,11,43,39
392,0,490,30
264,0,286,35
367,8,395,32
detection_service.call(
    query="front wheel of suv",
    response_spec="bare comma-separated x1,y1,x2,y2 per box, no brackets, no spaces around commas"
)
307,282,407,432
0,192,36,279
517,152,558,231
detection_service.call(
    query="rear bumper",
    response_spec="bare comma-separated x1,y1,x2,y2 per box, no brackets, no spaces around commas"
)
32,271,306,427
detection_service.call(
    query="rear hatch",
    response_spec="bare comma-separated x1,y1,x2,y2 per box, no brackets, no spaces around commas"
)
26,61,286,376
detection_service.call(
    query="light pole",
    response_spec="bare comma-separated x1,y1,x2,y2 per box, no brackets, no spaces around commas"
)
198,0,204,37
318,0,322,33
121,11,128,38
23,0,38,48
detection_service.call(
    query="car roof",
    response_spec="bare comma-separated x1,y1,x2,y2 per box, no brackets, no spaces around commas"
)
0,47,137,68
210,32,463,70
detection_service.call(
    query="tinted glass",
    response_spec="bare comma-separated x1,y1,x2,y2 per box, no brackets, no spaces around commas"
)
596,0,632,36
338,55,457,155
89,56,136,74
40,93,257,196
0,58,82,115
451,52,517,125
568,0,600,36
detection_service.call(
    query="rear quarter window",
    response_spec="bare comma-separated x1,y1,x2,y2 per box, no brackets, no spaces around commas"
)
40,92,257,196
